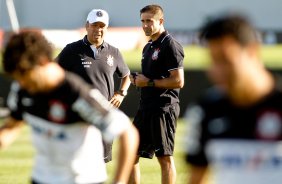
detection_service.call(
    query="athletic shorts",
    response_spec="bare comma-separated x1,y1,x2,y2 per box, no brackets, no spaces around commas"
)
133,103,180,159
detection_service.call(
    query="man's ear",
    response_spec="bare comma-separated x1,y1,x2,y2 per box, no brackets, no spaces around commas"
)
159,18,164,25
247,43,260,60
85,22,89,29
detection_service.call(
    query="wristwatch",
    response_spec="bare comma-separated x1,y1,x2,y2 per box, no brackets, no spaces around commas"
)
147,79,155,87
117,90,127,96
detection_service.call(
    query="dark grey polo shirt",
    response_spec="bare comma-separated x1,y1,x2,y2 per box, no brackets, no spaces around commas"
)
57,36,130,100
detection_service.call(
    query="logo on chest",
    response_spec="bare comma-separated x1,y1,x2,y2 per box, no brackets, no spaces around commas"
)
152,48,160,60
80,55,92,68
48,100,67,123
107,55,114,66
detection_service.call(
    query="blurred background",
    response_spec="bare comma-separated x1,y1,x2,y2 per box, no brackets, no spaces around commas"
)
0,1,282,183
0,0,282,117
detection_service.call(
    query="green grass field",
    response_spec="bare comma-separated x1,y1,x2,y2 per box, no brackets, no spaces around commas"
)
0,119,188,184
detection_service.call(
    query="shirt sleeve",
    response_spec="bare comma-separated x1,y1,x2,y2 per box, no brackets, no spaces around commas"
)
72,87,130,142
165,40,184,72
56,44,75,71
7,82,23,120
115,49,130,78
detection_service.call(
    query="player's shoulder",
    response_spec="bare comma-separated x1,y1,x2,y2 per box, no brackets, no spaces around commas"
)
64,72,92,94
102,42,123,55
266,88,282,104
190,87,228,114
69,39,85,49
64,39,83,47
103,42,119,51
274,74,282,92
265,74,282,101
162,34,184,53
60,39,84,53
185,87,226,116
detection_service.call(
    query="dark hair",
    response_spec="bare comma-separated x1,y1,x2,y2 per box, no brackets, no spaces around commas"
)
199,13,259,46
2,31,53,74
140,4,164,18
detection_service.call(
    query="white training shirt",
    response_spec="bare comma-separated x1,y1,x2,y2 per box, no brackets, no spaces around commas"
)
7,73,130,184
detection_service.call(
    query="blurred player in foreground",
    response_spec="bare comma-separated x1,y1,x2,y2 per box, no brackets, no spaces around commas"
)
0,31,139,184
184,13,282,184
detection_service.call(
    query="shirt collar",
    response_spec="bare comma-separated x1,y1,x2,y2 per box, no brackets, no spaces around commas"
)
82,35,106,49
149,30,170,45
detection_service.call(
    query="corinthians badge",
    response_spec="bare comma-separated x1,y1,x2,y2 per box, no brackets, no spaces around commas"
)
152,48,160,60
107,55,114,66
96,11,103,17
48,100,66,123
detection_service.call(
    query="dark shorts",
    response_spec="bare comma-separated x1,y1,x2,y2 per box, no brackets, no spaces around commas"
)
133,103,180,159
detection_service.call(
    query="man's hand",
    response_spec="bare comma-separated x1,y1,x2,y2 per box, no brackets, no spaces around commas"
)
110,92,125,108
0,117,24,149
130,73,150,87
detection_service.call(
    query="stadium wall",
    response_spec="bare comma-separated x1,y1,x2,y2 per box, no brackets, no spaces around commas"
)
1,0,282,31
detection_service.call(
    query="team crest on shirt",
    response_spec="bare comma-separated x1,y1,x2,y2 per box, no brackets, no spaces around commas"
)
107,55,114,66
48,100,67,123
152,48,160,60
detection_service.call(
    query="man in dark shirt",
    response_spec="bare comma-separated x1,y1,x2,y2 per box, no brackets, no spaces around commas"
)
129,4,184,184
184,13,282,184
56,9,131,163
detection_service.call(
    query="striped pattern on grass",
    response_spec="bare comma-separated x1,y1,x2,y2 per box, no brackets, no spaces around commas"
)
0,125,34,184
0,120,188,184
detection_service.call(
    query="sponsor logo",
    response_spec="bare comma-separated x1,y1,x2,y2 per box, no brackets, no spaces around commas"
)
31,124,66,140
80,55,92,68
25,113,67,140
155,148,161,152
207,140,282,170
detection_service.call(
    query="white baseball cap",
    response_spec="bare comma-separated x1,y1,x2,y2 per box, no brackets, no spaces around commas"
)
86,9,109,26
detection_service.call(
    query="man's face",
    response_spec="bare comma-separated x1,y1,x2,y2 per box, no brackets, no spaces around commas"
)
207,36,250,93
12,69,40,94
86,21,107,45
11,58,49,94
140,12,162,37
